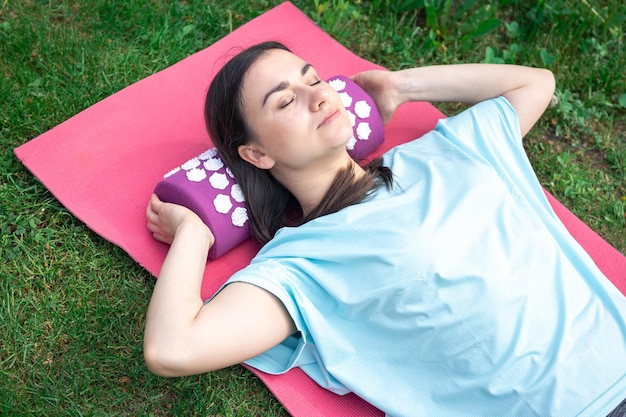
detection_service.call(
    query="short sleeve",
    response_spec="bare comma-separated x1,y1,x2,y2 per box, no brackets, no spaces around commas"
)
217,260,352,394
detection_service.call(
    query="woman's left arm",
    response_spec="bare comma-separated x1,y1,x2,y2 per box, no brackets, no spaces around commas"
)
144,194,295,377
354,64,555,137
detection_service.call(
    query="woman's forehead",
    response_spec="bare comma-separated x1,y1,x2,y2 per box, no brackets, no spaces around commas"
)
250,49,308,79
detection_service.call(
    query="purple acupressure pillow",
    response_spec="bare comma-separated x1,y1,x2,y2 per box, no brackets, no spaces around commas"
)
154,148,248,259
154,75,383,259
327,75,384,161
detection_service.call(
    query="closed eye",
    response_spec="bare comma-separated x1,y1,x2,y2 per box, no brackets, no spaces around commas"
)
279,79,321,109
280,95,296,108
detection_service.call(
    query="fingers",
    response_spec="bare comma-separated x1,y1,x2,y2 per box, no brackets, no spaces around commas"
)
146,194,172,244
152,231,173,245
148,193,163,212
146,194,160,228
145,194,211,246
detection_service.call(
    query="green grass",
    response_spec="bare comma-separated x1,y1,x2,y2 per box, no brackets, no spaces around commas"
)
1,0,624,415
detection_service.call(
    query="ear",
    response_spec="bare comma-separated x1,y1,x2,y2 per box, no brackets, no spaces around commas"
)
238,144,275,170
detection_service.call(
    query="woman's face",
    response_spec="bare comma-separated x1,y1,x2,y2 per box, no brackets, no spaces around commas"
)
239,49,353,172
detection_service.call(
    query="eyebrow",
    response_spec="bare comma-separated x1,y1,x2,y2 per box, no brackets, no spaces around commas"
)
262,63,313,106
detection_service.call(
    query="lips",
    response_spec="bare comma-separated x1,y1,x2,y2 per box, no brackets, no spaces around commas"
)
318,108,340,128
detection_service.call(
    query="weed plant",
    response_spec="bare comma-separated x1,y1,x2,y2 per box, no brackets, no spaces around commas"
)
1,0,624,415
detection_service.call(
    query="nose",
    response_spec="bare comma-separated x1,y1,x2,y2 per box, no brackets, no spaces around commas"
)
309,85,329,112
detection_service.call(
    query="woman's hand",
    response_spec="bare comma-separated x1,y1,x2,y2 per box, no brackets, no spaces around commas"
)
146,193,214,247
352,70,401,125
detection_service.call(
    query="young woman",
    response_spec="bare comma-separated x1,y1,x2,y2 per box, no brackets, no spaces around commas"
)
144,41,626,416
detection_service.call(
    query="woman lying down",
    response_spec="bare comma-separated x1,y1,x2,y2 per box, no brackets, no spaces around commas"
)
144,41,626,417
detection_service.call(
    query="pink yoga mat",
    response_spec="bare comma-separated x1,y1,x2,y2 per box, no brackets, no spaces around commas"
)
14,2,626,416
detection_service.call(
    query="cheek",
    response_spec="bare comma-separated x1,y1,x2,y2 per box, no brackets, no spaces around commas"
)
270,112,307,137
243,106,281,142
338,111,354,138
248,115,295,151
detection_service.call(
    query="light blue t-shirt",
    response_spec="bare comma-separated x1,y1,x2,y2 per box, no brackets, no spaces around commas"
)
223,97,626,417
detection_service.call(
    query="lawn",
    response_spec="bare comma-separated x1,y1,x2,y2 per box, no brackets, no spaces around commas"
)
1,0,624,415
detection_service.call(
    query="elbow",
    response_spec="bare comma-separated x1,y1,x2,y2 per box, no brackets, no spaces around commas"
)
143,333,223,377
532,68,557,116
143,337,191,377
541,68,556,103
143,341,176,377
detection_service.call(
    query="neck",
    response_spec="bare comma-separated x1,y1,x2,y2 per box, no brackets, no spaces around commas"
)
271,154,366,217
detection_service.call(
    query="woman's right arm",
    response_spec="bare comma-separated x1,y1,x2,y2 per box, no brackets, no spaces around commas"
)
353,64,555,138
144,194,295,377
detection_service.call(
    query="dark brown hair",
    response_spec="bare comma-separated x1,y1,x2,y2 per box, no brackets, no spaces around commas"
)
205,41,392,244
